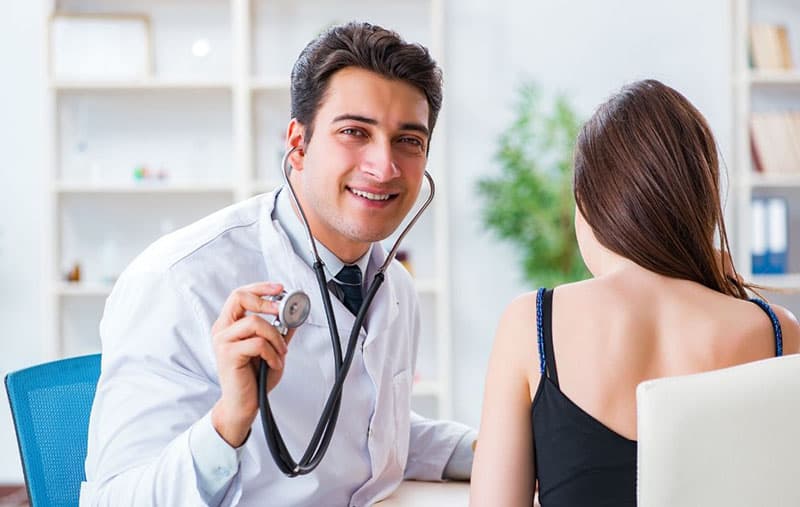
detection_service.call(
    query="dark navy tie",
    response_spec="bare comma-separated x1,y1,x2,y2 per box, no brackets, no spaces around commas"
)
330,265,363,316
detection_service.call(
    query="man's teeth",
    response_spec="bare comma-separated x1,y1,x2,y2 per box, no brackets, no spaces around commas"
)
351,188,391,201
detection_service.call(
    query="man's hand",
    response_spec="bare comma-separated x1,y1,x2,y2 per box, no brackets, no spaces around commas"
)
210,282,296,447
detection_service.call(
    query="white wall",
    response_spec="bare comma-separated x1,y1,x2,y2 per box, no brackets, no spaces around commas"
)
0,0,732,481
0,2,48,483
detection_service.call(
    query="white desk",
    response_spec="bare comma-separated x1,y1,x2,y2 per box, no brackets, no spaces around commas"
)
375,481,541,506
375,481,469,506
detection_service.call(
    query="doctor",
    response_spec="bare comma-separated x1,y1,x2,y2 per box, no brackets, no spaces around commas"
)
81,21,475,507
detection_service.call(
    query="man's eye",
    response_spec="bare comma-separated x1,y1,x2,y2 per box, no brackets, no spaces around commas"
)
399,137,423,147
341,128,364,136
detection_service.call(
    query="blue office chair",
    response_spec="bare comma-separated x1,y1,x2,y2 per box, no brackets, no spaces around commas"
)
5,354,101,507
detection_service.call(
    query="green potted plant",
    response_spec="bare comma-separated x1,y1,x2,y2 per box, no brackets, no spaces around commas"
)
477,83,589,287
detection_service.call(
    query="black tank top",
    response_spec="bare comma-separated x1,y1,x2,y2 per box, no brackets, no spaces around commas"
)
531,287,784,507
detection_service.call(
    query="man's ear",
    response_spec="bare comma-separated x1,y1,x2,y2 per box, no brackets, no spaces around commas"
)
286,119,307,171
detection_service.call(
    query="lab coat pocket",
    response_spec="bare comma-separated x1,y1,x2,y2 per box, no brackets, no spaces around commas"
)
392,369,411,465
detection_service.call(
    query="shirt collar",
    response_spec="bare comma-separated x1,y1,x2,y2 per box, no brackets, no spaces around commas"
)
273,186,372,283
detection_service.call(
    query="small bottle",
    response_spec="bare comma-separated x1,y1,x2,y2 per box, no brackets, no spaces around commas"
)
396,250,414,277
66,262,81,283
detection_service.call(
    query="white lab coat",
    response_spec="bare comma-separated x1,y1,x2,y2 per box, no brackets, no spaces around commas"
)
81,191,469,506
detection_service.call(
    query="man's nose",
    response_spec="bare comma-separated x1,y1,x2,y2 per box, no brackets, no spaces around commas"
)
362,139,400,182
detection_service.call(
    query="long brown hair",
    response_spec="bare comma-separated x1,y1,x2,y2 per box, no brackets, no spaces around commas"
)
573,79,748,299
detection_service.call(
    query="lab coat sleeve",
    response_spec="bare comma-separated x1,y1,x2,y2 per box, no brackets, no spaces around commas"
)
81,267,243,507
404,411,473,481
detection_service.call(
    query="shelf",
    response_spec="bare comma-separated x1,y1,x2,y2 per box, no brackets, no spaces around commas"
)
414,278,440,294
750,274,800,290
250,78,291,92
412,380,441,396
55,182,235,194
43,2,451,419
55,282,113,297
51,79,233,92
750,173,800,188
252,180,281,194
749,70,800,86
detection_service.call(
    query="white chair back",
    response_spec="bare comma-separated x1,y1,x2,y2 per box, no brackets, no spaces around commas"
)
637,354,800,507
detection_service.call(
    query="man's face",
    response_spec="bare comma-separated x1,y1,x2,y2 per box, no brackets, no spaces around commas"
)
287,66,430,262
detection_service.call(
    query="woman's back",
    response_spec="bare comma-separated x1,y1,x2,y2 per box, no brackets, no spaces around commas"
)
526,264,799,506
545,266,797,442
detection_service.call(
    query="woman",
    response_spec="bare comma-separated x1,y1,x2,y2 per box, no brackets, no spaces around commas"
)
470,79,800,506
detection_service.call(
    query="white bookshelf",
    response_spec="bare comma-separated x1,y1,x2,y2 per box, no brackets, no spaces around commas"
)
51,79,234,91
749,70,800,85
45,0,451,418
752,273,800,288
749,172,800,187
250,78,291,91
732,0,800,295
54,281,113,297
55,182,236,194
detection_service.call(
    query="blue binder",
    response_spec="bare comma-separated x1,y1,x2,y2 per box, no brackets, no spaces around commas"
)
751,198,768,274
766,197,788,275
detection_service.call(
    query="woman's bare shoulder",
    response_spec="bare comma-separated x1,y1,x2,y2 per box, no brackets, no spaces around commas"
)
496,291,541,340
494,290,571,358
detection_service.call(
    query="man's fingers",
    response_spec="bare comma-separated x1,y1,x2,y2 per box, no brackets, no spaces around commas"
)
228,337,285,370
215,283,285,328
214,315,288,354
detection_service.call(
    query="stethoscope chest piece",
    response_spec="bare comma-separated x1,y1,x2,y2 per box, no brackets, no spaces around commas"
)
265,290,311,336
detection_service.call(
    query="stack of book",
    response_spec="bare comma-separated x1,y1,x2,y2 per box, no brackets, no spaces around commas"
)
750,23,794,70
751,197,789,275
750,112,800,174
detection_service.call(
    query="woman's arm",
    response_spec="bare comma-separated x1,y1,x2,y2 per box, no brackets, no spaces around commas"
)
470,294,539,507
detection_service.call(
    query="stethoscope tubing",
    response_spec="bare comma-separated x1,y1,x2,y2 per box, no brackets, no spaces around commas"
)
258,147,435,476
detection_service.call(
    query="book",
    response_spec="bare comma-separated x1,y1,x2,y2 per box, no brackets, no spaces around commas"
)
750,112,800,174
750,23,794,70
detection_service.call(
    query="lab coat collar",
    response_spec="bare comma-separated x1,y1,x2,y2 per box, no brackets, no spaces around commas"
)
273,187,372,283
258,190,400,341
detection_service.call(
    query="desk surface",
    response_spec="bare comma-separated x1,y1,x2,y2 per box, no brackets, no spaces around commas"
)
375,481,470,506
375,481,542,506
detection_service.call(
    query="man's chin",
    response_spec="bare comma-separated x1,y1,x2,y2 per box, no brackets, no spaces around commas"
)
347,225,403,245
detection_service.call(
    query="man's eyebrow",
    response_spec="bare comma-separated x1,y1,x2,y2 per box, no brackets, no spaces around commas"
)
332,114,430,138
399,122,429,137
332,114,377,125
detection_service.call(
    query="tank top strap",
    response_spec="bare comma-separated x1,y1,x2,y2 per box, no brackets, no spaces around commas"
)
536,288,546,374
749,298,783,357
536,287,559,386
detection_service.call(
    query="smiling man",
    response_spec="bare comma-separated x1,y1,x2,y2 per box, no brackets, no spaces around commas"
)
81,22,475,507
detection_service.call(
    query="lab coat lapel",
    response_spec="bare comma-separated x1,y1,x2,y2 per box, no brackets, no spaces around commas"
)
258,191,365,386
362,245,400,350
258,190,361,329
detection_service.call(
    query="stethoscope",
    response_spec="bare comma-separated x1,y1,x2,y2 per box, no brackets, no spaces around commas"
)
258,146,435,477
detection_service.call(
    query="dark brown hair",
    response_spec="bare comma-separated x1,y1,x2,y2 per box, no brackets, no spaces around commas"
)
290,22,443,146
573,79,748,298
